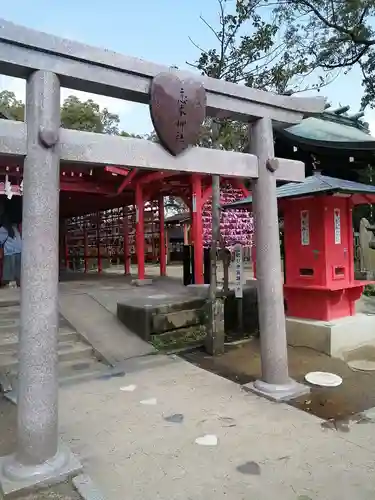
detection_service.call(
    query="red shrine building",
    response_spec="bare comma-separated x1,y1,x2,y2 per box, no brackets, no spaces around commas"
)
0,155,250,284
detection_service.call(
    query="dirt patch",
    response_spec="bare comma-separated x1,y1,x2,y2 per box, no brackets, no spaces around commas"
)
182,338,375,421
0,398,80,499
14,483,81,500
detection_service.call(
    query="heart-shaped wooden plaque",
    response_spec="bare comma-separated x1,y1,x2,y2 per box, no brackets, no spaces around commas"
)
150,72,207,156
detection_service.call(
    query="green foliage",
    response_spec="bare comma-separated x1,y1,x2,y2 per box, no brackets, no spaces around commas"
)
120,130,143,138
0,90,24,120
274,0,375,108
188,0,328,94
198,118,247,151
364,284,375,297
0,90,126,135
187,0,333,152
60,95,120,134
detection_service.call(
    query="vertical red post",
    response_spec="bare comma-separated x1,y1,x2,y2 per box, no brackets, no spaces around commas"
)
123,206,130,275
135,183,145,280
159,195,166,276
150,202,155,263
251,243,257,279
191,174,204,285
96,211,102,273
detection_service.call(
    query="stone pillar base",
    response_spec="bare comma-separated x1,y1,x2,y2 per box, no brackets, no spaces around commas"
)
286,313,375,359
0,443,82,497
242,378,310,402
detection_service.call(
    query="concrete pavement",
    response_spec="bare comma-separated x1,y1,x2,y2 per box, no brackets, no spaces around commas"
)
59,354,375,500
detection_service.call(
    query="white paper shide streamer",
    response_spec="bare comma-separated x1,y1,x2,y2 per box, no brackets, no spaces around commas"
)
4,174,13,199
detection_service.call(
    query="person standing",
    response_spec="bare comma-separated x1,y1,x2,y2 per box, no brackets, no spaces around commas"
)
0,214,22,288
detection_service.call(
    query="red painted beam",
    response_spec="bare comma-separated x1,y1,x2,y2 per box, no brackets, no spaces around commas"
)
138,171,179,185
117,169,137,194
104,166,129,176
61,181,115,195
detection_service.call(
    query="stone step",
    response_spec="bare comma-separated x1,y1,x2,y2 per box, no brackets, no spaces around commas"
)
117,295,207,341
0,300,115,398
58,358,109,379
0,339,94,372
9,357,117,387
0,320,76,334
5,361,126,403
0,328,80,352
152,308,203,334
0,300,20,309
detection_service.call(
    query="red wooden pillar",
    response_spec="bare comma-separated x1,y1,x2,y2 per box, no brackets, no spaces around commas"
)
251,243,257,279
96,211,102,273
150,202,156,263
123,206,131,275
159,195,166,276
191,174,204,285
135,183,145,280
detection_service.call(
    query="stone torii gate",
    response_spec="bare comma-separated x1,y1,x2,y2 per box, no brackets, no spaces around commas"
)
0,19,325,495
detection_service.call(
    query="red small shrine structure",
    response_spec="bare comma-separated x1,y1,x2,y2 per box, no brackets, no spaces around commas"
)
280,172,375,321
227,171,375,321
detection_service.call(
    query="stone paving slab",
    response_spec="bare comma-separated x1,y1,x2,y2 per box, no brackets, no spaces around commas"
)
59,355,375,500
59,293,155,365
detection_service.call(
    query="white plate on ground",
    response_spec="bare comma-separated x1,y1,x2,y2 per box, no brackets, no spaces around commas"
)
305,371,343,387
347,359,375,372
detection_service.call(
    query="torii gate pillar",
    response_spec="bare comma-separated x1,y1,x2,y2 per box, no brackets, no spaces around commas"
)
159,195,166,276
0,70,81,496
244,118,309,401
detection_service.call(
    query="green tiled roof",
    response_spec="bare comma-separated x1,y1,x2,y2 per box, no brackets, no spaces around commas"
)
224,173,375,209
278,108,375,150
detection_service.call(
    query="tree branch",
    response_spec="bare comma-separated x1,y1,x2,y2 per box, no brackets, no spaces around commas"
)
290,0,375,46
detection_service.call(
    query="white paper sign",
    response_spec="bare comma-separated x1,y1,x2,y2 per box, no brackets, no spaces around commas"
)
192,194,197,213
334,209,341,244
234,244,243,298
300,210,310,246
